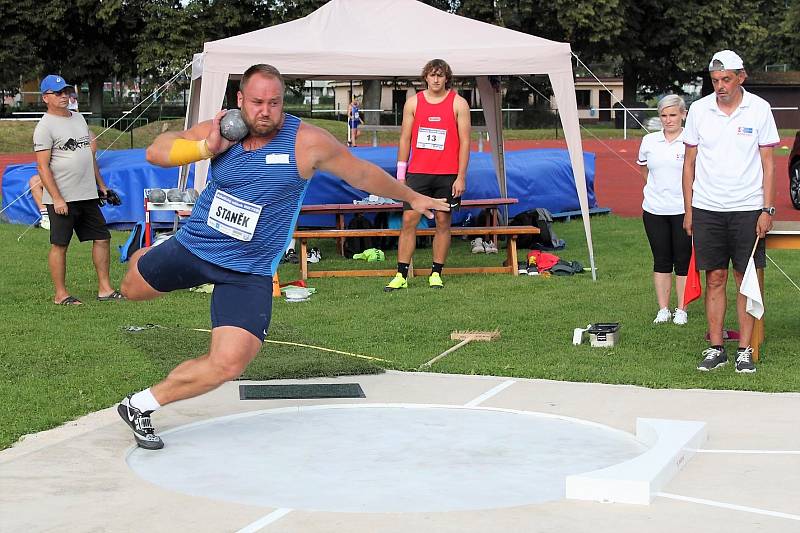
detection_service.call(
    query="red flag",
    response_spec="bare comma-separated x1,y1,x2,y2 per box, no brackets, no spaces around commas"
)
683,246,702,306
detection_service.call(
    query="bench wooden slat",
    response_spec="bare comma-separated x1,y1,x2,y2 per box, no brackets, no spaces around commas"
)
294,226,539,239
305,266,516,278
293,226,537,280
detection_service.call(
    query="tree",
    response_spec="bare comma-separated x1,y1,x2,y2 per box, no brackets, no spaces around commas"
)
0,0,42,112
738,0,799,71
136,1,329,106
135,1,199,81
785,0,800,67
453,0,767,101
270,0,328,21
37,0,147,115
362,80,382,125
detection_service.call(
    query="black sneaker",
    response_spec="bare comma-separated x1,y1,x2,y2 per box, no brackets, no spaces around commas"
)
735,347,756,374
284,249,299,264
117,395,164,450
697,346,727,371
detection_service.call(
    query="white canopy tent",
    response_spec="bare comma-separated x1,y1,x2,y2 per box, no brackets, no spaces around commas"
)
186,0,597,279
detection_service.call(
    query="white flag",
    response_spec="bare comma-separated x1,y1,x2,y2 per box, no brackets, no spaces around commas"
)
740,257,764,319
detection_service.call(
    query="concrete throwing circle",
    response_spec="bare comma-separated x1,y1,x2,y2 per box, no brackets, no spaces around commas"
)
127,404,647,512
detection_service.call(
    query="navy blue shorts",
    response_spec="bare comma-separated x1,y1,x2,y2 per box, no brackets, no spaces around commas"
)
137,237,273,341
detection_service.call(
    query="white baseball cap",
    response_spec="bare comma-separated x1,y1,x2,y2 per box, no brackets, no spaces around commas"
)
709,50,744,71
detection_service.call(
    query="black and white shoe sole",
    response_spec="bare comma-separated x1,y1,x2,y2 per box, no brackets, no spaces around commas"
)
697,361,727,371
117,404,165,450
735,367,756,374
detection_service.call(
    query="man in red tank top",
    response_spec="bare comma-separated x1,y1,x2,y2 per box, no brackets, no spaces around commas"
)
385,59,471,291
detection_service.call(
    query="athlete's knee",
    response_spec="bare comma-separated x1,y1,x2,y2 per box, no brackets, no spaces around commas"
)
120,276,145,300
209,354,249,383
402,212,421,230
434,217,452,231
121,251,154,300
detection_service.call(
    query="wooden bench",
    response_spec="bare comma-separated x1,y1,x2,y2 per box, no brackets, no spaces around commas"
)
300,197,519,256
293,226,539,279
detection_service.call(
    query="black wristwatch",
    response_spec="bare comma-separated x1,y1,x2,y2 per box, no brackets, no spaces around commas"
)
761,207,775,216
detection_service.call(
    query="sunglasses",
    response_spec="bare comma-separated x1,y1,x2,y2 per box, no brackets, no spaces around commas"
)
44,89,71,96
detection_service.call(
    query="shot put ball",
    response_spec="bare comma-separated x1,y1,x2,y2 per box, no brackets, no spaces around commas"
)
220,109,248,141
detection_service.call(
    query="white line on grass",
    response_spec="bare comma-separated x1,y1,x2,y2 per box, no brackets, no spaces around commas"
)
657,493,800,521
235,508,293,532
463,380,516,407
696,449,800,455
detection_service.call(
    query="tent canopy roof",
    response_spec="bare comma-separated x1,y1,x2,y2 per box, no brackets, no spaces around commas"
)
201,0,573,79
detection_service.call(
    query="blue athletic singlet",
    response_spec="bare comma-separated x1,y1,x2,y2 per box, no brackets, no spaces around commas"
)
349,104,360,128
175,114,308,276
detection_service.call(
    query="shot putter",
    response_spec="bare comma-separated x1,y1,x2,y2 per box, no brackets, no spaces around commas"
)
220,109,248,142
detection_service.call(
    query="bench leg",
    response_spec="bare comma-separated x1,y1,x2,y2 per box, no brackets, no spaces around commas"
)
337,214,345,257
508,236,518,275
299,238,309,280
490,208,499,249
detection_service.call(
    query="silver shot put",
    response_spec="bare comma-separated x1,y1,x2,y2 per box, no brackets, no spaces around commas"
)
220,109,248,142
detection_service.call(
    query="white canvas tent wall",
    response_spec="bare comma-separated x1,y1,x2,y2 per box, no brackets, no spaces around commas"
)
187,0,597,278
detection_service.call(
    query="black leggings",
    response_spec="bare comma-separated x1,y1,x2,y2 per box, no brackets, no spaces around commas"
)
643,211,691,275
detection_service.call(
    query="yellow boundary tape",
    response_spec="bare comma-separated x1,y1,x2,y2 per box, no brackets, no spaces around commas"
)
190,328,391,363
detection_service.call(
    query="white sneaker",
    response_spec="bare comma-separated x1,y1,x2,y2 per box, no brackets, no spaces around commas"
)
471,238,485,254
39,214,50,231
483,240,499,254
673,308,688,325
653,307,671,324
307,248,321,264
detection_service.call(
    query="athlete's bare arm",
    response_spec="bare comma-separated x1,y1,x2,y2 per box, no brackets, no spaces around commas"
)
146,111,235,167
453,94,471,197
397,96,417,164
296,122,448,218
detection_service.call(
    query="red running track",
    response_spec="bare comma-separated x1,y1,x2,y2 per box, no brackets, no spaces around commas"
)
2,141,797,221
504,138,799,222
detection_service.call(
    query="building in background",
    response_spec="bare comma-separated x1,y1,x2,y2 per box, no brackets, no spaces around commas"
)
744,71,800,129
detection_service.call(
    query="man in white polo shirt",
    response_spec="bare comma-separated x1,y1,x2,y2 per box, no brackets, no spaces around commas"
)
682,50,780,374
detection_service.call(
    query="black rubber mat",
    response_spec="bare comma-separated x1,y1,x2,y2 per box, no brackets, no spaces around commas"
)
239,383,365,400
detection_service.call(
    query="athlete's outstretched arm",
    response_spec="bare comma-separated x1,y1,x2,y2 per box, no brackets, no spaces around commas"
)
296,123,449,219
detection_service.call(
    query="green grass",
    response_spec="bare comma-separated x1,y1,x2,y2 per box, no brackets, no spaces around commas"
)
2,216,799,449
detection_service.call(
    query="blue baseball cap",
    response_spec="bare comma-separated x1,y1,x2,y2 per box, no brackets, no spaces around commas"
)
40,75,72,94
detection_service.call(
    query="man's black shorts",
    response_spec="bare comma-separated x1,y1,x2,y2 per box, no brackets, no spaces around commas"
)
692,207,766,272
403,173,457,211
47,199,110,246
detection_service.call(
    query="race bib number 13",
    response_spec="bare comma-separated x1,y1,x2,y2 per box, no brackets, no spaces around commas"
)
416,127,447,151
207,189,262,241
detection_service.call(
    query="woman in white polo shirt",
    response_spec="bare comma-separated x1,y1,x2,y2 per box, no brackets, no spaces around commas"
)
637,94,692,325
